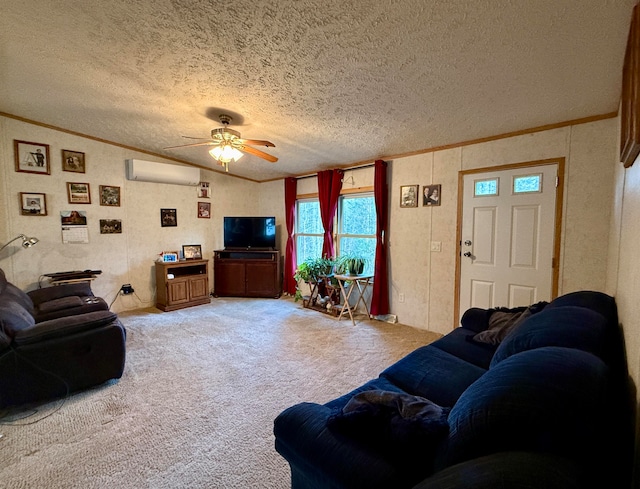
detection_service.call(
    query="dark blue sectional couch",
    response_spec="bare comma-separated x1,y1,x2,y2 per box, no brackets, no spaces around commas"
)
274,291,633,488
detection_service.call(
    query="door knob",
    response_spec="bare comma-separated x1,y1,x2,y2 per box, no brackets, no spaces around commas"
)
464,240,472,246
463,252,472,258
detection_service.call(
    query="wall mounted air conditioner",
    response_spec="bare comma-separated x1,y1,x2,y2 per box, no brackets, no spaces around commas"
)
125,159,200,186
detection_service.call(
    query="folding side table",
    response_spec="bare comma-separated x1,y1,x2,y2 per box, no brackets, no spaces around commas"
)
334,273,373,325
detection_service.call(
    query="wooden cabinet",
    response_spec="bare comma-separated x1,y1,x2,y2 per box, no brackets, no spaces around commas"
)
155,259,211,311
213,250,281,298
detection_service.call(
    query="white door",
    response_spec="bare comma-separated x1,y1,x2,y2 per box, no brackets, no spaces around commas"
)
459,164,558,317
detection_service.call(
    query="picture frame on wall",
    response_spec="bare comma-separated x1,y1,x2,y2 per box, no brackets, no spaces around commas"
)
161,208,177,227
19,192,47,216
62,149,86,173
422,184,441,206
99,219,122,234
67,182,91,204
400,185,419,208
99,185,121,206
14,140,50,175
182,244,202,260
198,181,211,198
197,202,211,218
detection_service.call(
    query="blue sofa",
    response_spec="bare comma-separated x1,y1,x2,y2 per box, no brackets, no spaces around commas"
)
274,291,633,488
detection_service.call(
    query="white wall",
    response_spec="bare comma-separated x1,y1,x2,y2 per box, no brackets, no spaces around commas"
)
292,118,617,334
0,116,264,312
1,114,618,331
607,125,640,485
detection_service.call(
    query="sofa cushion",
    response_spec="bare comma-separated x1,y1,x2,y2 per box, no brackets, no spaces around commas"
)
490,306,608,367
13,310,118,345
380,345,486,407
442,347,609,470
431,328,496,370
546,290,617,326
414,451,587,489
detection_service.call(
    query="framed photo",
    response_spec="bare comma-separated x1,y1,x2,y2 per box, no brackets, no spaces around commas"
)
161,208,177,227
423,184,442,206
182,244,202,260
62,149,86,173
99,219,122,234
67,182,91,204
100,185,121,206
198,181,211,198
19,192,47,216
198,201,211,218
162,251,179,263
14,140,50,175
400,185,419,208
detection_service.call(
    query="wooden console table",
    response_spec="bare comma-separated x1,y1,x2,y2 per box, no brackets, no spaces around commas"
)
213,249,281,298
155,259,210,311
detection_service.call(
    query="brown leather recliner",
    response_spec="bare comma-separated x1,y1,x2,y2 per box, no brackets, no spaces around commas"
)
0,269,126,409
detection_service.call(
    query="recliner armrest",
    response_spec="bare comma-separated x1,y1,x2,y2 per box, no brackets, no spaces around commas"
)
13,310,118,346
28,282,94,305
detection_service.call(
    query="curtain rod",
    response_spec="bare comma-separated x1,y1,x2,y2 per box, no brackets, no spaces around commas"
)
295,162,377,180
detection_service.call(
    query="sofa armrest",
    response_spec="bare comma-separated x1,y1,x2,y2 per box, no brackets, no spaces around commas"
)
28,282,94,305
274,402,432,489
12,310,118,346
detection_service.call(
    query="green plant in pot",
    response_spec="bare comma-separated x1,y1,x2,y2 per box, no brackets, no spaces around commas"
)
293,256,336,301
337,254,366,275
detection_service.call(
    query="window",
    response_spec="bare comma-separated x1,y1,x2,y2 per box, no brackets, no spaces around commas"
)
295,192,377,274
296,198,323,266
337,194,376,274
513,174,542,193
474,178,499,196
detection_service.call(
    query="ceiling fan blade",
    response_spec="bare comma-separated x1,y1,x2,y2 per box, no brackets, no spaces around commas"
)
239,139,275,148
238,145,278,162
164,141,216,150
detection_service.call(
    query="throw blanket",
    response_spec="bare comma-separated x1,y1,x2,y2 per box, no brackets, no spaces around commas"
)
327,390,450,461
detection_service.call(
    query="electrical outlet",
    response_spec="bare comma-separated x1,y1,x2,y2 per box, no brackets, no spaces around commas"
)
399,293,405,303
121,284,134,295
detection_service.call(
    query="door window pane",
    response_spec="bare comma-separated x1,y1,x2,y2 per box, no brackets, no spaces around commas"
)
474,178,499,196
513,174,542,193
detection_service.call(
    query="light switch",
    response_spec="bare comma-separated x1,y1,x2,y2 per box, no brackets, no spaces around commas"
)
430,241,442,252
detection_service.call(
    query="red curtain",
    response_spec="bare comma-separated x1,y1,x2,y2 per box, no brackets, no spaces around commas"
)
317,169,343,258
370,159,390,316
282,177,298,295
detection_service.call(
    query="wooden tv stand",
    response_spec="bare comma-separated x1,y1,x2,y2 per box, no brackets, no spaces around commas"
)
155,259,210,311
213,249,281,298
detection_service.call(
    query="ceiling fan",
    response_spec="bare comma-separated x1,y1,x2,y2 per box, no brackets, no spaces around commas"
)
164,114,277,172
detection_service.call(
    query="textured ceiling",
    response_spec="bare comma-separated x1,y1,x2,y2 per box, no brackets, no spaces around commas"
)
0,1,636,181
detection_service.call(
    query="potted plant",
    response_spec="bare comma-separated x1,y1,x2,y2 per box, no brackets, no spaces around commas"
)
336,254,366,275
293,256,336,301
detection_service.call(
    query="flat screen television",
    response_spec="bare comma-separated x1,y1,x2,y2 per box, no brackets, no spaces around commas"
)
223,216,276,250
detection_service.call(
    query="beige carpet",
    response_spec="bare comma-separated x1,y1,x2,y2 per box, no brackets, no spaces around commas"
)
0,297,441,489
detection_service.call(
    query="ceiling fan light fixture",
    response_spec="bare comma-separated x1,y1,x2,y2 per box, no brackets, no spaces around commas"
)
209,144,244,171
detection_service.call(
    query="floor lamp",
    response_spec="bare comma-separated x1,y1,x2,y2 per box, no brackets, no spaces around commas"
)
0,234,39,255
